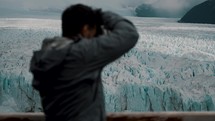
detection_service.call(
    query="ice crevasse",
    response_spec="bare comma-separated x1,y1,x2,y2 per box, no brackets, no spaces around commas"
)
0,18,215,112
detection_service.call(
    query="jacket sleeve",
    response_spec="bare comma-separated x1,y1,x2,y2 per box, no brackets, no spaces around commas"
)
82,11,139,69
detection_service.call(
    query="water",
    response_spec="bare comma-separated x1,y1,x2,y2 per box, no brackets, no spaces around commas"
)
0,17,215,112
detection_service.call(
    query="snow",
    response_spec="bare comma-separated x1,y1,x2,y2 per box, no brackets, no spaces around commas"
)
0,17,215,112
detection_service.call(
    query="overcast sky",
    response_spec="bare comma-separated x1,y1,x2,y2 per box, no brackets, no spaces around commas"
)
0,0,206,17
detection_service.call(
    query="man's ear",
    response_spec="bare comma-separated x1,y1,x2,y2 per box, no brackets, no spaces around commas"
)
81,25,89,33
81,25,89,37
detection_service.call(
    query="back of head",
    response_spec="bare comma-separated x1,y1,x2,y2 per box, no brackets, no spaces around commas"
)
62,4,102,38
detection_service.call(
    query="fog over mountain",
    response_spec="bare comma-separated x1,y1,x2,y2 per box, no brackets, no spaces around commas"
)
0,0,207,17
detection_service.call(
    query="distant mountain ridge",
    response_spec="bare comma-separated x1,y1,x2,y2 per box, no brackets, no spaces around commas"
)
179,0,215,24
135,4,190,18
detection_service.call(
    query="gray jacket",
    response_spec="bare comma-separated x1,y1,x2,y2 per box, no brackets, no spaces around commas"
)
30,11,139,121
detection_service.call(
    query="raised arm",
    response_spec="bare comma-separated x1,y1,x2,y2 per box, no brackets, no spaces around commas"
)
82,11,139,69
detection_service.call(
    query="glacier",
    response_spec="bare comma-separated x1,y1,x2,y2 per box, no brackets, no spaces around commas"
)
0,17,215,112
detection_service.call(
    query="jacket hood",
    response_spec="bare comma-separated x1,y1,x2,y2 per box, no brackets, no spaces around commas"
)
30,37,73,90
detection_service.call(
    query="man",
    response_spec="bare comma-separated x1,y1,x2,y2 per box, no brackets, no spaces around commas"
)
30,4,139,121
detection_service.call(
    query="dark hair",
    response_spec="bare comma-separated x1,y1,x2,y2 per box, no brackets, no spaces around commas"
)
62,4,102,37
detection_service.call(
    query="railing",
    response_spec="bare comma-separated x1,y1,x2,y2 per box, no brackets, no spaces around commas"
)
0,112,215,121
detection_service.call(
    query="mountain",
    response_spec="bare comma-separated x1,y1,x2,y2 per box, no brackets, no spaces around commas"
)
179,0,215,24
135,3,191,18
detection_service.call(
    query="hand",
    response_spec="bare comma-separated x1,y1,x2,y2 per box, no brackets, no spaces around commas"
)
94,9,103,26
94,9,104,36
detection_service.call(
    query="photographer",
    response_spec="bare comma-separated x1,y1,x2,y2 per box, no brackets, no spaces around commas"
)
30,4,139,121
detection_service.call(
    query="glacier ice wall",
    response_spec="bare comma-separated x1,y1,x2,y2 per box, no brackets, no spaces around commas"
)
0,18,215,112
0,22,60,112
